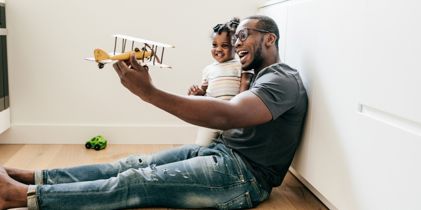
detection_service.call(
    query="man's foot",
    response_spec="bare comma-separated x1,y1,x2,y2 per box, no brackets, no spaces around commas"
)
4,167,35,185
0,167,28,209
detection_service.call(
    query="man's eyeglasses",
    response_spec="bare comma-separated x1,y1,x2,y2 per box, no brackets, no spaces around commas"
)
231,28,271,45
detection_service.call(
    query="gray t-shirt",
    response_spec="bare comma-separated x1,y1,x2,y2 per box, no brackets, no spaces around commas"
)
220,63,308,191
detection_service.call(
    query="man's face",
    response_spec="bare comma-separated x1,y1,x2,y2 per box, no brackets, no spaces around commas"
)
234,19,265,71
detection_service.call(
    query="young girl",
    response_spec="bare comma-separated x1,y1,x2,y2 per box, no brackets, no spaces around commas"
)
188,17,254,146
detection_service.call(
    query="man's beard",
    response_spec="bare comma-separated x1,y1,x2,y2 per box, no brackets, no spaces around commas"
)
243,41,264,71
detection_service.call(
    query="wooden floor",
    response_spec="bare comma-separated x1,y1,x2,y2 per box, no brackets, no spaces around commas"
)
0,144,328,210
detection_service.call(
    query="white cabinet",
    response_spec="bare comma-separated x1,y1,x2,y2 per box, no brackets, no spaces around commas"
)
259,0,421,209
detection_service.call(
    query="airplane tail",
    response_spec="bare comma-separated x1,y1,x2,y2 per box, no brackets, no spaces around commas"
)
94,49,111,61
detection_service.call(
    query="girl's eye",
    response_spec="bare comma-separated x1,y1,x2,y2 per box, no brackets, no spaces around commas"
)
222,44,230,48
212,44,217,48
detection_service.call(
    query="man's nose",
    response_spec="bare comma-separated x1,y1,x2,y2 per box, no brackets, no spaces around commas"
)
234,38,241,48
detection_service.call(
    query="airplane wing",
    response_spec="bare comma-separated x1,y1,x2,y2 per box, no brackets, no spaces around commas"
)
85,55,171,69
85,51,118,64
84,57,112,64
114,34,175,48
139,61,172,69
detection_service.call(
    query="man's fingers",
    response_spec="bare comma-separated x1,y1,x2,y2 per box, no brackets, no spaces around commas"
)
130,53,143,71
113,61,130,78
113,62,123,77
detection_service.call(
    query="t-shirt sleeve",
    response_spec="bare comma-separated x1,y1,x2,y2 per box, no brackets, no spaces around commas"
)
249,71,298,119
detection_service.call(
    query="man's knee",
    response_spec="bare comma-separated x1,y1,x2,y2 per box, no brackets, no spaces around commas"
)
114,154,149,170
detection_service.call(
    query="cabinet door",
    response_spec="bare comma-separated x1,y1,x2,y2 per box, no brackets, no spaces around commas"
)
0,35,7,110
0,3,10,134
0,4,5,28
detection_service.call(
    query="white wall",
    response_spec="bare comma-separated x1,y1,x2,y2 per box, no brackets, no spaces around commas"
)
0,0,261,144
259,0,421,209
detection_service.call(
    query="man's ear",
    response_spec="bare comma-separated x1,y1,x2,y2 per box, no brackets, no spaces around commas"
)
265,33,277,47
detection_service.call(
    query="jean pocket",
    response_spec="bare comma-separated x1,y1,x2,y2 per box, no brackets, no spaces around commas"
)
208,155,239,179
217,191,253,210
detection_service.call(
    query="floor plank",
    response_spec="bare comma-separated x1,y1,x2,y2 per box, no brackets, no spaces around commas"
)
0,144,328,210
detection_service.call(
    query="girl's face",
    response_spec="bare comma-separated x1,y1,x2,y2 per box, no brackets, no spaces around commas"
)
211,31,235,63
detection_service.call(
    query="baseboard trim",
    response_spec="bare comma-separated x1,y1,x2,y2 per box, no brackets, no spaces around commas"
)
0,124,197,144
289,167,337,210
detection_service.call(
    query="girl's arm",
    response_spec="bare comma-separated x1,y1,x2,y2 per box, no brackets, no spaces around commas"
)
187,69,208,96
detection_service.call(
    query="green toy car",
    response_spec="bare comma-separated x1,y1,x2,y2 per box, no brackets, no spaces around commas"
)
85,135,107,151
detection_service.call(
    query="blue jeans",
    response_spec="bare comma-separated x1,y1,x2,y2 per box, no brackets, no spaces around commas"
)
27,143,269,210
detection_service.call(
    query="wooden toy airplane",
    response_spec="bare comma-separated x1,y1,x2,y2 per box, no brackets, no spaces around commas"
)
85,34,175,69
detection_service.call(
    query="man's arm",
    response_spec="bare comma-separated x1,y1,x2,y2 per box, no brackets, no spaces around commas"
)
113,54,272,130
150,89,271,129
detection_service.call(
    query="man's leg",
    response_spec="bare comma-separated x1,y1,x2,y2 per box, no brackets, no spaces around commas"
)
0,167,28,209
27,144,264,210
0,144,203,209
39,144,204,185
5,144,203,186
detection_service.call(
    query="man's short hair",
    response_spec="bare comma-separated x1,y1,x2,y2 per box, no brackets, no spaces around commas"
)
245,15,279,49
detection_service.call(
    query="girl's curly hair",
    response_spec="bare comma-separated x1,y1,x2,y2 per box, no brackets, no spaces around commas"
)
212,17,240,35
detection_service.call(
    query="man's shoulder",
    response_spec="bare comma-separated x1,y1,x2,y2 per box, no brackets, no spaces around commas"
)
252,62,305,102
254,63,299,83
261,63,298,76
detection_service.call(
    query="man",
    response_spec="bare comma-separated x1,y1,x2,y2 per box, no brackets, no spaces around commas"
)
0,15,307,210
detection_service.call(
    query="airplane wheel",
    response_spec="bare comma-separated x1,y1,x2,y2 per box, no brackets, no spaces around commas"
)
98,63,105,69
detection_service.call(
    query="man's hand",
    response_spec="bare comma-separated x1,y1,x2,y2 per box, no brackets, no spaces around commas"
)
113,53,155,102
188,85,205,96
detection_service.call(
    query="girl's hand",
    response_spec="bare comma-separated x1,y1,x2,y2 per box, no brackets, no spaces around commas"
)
188,85,205,96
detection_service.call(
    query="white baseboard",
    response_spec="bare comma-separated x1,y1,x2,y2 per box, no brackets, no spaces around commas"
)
0,124,197,144
289,167,337,210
